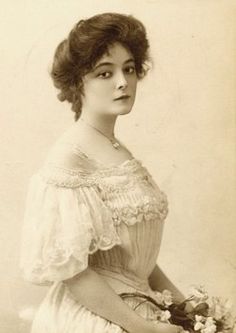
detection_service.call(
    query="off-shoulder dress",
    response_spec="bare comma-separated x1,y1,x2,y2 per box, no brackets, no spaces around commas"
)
20,140,169,333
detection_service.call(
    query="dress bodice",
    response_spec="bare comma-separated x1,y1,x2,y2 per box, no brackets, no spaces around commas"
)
87,156,168,292
20,141,168,294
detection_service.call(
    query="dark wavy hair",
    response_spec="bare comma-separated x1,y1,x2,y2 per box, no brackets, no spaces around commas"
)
51,12,150,121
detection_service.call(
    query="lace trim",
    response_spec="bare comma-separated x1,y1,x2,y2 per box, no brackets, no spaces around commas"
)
22,230,122,284
39,165,99,188
38,161,168,224
99,173,153,194
36,233,121,267
39,159,147,188
110,194,168,225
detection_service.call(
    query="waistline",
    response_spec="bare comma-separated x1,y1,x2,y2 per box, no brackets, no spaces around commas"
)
92,266,150,293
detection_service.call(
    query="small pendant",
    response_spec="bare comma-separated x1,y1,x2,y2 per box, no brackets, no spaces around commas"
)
112,142,120,149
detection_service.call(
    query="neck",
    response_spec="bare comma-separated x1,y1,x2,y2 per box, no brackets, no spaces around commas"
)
78,112,117,138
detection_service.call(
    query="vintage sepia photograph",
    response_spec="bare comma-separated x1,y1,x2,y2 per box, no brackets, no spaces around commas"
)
0,1,235,332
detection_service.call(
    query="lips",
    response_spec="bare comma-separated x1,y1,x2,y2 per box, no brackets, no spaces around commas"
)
114,94,130,100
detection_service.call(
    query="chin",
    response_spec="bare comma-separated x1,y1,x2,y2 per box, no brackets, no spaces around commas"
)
114,104,134,115
117,108,132,116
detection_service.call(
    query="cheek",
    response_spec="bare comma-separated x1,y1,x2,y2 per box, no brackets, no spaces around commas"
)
91,82,112,95
130,78,138,92
83,82,103,100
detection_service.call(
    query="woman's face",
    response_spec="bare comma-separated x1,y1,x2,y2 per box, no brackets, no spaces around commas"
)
81,42,138,117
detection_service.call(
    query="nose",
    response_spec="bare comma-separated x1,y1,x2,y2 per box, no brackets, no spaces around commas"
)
115,71,128,90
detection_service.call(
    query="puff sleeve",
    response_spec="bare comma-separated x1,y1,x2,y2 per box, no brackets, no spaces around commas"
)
20,165,121,285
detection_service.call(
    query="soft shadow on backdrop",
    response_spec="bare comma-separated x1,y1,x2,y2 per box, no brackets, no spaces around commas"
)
0,1,235,332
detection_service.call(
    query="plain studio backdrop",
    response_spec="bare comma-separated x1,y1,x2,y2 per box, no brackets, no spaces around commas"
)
0,1,235,332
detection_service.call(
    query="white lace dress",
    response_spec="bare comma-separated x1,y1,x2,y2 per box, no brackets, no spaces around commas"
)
20,141,169,333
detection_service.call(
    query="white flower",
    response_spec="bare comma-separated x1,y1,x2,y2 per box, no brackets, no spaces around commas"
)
153,289,173,307
202,317,217,333
202,325,217,333
194,322,205,331
194,315,205,331
162,289,173,306
189,285,208,304
153,291,165,305
160,310,171,322
194,315,217,333
205,317,215,325
195,315,204,322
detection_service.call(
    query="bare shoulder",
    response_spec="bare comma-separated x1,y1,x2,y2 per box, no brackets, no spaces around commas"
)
44,139,91,171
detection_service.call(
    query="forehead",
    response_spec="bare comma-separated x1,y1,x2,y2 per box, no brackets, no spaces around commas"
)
96,43,134,65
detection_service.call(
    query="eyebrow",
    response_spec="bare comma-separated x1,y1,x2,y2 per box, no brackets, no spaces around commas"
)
93,58,135,71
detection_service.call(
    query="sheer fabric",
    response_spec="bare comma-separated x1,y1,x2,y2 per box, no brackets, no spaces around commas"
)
20,141,169,332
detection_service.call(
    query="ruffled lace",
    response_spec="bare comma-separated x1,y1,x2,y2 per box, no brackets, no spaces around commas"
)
20,174,121,284
110,194,168,226
39,158,143,188
20,150,168,284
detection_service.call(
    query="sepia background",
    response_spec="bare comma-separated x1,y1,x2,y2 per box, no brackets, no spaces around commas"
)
0,1,235,332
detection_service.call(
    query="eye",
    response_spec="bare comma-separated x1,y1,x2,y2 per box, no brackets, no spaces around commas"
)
97,71,112,79
124,66,136,74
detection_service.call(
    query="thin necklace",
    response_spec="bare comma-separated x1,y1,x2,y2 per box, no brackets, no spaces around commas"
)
80,119,120,149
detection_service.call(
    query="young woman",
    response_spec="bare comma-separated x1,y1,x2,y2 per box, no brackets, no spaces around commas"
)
20,12,187,333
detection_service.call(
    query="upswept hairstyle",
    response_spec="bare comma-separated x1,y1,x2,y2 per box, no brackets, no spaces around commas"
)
51,12,150,120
